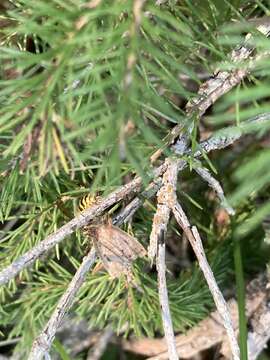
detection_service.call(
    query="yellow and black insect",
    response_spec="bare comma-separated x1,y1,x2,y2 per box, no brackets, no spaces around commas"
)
78,193,146,280
78,193,100,212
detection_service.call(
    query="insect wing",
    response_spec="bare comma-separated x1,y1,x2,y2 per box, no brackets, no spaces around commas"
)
97,224,146,260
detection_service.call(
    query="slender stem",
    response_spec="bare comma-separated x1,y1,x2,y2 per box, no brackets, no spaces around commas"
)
172,202,240,360
28,248,97,360
195,165,235,215
157,241,179,360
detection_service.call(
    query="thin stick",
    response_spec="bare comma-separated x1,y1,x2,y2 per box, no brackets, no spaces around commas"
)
195,166,235,215
194,112,270,156
86,327,114,360
157,239,179,360
113,179,162,226
172,202,240,360
0,337,21,347
0,355,9,360
191,226,240,360
28,248,96,360
148,159,179,263
1,112,269,287
149,159,179,359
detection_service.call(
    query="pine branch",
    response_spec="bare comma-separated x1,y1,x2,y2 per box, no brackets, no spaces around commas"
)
1,112,270,287
1,9,270,289
28,248,96,360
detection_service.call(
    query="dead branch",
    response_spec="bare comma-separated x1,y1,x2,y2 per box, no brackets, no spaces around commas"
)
1,112,269,288
157,240,179,360
113,179,162,225
28,248,96,360
172,202,240,360
193,112,270,156
195,165,235,215
148,159,179,262
149,159,179,359
115,112,270,231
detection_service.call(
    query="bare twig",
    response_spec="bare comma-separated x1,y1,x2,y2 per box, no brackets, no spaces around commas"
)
113,179,162,226
0,355,9,360
1,112,269,288
0,338,21,347
172,202,240,360
149,159,179,359
195,165,235,215
86,327,114,360
190,226,240,360
157,240,179,360
28,248,96,360
148,159,179,262
192,112,270,157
